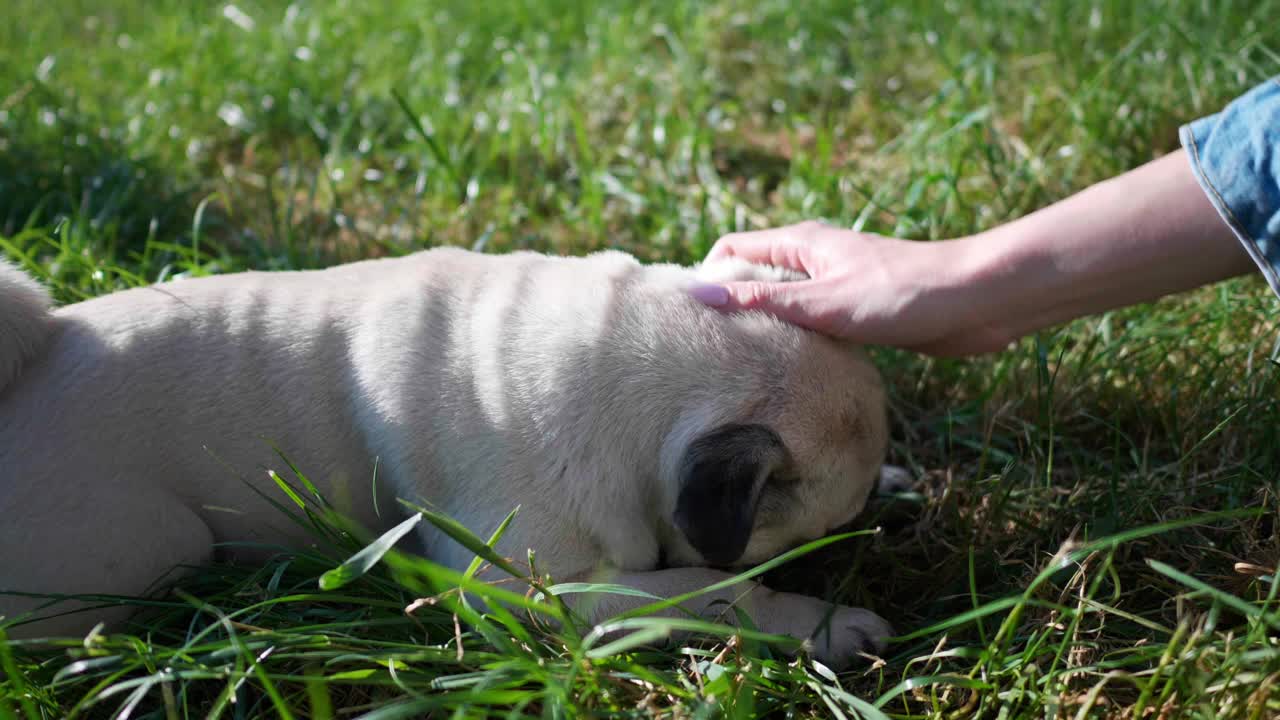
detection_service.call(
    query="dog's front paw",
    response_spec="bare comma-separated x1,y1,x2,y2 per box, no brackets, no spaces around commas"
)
762,592,892,670
805,605,893,669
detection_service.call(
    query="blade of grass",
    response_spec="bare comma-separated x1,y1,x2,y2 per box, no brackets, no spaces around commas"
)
319,513,422,591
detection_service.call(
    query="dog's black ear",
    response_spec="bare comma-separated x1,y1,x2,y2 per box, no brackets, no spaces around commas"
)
673,423,786,566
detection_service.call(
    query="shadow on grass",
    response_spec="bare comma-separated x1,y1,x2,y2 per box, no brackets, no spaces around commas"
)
0,120,197,249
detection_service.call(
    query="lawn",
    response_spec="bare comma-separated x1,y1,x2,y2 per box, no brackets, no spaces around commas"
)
2,0,1279,717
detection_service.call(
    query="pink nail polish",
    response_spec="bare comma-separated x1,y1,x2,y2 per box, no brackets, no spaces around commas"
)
687,282,730,307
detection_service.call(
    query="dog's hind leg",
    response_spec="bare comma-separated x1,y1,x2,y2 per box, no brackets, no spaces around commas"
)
0,485,215,640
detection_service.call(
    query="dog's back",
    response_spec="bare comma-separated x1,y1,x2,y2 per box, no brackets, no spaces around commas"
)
0,260,52,394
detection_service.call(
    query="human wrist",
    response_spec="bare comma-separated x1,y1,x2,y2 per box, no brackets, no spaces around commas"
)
926,231,1031,351
904,150,1259,356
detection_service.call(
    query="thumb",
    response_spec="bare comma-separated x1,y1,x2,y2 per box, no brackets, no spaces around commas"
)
688,279,842,336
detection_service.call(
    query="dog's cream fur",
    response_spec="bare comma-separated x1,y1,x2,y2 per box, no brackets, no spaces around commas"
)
0,249,892,666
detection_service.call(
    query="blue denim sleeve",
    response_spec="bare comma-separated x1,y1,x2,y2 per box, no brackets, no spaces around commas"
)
1180,76,1280,298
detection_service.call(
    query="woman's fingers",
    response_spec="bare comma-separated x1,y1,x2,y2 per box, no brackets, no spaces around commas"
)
705,221,829,272
688,278,848,337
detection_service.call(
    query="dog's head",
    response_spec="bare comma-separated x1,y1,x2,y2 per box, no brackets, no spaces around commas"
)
659,260,889,568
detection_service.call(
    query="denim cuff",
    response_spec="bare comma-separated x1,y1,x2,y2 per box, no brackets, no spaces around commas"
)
1180,76,1280,298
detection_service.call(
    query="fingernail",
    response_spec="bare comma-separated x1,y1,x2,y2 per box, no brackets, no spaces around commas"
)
687,282,730,307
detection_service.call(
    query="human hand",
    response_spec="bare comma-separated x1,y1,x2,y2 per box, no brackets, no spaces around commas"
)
690,153,1256,356
689,221,1010,356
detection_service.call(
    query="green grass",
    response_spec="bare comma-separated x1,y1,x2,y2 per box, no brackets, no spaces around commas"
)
3,0,1280,717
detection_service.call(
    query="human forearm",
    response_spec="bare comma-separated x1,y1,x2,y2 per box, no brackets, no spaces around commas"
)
696,78,1278,355
697,137,1259,356
949,151,1254,347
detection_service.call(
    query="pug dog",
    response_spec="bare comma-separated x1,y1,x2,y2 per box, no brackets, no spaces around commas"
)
0,247,895,666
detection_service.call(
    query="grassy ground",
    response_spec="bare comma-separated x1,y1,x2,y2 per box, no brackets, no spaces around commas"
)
2,0,1280,717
